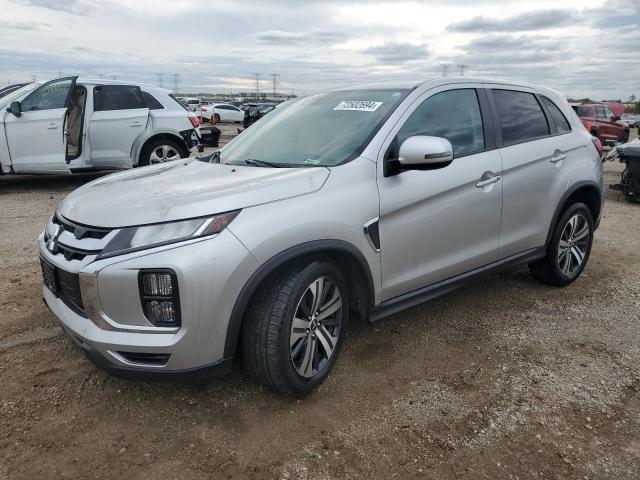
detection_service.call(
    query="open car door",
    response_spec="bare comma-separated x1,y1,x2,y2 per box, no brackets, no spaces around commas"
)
3,76,77,174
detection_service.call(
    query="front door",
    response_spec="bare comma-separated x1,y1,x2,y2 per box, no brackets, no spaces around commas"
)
378,86,502,301
89,84,149,168
3,76,77,174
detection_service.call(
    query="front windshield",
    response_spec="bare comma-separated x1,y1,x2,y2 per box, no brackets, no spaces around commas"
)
220,89,409,167
0,83,39,110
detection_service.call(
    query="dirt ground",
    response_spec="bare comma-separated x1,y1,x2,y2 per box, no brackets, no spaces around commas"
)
1,133,640,479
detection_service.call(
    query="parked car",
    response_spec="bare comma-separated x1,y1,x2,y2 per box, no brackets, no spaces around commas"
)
40,78,603,396
1,77,200,174
0,83,28,100
181,97,203,111
199,103,244,123
573,103,629,145
621,113,640,129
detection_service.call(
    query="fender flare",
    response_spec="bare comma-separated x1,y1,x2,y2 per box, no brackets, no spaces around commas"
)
223,239,375,358
545,180,602,246
131,130,188,166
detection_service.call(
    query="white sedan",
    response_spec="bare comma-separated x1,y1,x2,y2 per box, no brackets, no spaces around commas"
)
199,103,245,123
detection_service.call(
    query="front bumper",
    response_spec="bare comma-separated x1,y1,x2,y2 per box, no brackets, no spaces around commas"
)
39,228,258,378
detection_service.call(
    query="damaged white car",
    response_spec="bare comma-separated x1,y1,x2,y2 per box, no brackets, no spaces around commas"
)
0,77,200,175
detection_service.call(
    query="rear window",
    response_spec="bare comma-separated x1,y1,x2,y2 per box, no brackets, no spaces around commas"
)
142,91,164,110
169,94,189,111
94,85,146,111
541,96,572,134
493,89,549,145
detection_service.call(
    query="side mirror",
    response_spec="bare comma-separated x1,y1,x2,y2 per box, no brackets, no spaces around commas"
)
398,135,453,167
7,101,21,117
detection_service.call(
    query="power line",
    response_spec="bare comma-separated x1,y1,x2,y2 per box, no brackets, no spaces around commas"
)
456,64,469,76
253,72,262,98
439,63,451,77
172,74,179,94
157,73,163,88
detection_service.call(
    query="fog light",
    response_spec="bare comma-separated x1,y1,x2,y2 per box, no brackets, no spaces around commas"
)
138,270,180,327
142,272,173,296
147,300,177,324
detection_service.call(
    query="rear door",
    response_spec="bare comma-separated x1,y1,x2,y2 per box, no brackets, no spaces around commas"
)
89,84,149,168
486,86,560,257
3,76,77,174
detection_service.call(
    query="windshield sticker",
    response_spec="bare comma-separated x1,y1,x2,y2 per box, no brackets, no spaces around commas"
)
333,100,383,112
304,158,321,165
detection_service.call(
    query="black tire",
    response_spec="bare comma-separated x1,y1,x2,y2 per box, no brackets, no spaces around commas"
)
241,259,349,396
620,129,629,144
213,113,220,123
529,202,594,287
138,138,188,167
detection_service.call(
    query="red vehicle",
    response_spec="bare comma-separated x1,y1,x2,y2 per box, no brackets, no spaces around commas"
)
574,103,629,146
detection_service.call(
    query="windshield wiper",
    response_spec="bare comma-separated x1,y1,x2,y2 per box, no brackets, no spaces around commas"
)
243,158,288,168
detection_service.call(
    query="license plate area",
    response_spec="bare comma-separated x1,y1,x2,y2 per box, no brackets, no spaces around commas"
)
40,257,86,317
40,258,58,295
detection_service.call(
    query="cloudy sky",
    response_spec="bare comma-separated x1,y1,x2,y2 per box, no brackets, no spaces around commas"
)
1,0,639,100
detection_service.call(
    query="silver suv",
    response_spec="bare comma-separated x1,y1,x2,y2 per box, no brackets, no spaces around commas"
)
39,78,604,396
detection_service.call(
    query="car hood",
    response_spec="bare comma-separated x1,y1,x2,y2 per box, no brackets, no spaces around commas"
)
58,159,330,228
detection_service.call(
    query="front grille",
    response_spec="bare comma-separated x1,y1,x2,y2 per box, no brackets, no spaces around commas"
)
40,258,86,317
53,213,110,240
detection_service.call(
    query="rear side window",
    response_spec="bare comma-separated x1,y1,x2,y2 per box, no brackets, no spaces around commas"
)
397,88,485,158
596,106,607,119
493,89,549,145
94,85,146,111
142,91,164,110
576,106,593,117
541,96,571,134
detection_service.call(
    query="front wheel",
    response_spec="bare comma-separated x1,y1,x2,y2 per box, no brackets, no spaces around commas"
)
529,203,594,287
241,260,348,396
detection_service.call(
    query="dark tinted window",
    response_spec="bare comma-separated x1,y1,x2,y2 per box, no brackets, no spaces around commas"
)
21,77,74,111
94,85,146,111
397,89,485,157
576,106,593,117
541,96,571,134
493,89,549,145
142,91,164,110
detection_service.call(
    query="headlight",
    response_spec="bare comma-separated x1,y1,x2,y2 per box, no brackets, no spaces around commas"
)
98,210,239,259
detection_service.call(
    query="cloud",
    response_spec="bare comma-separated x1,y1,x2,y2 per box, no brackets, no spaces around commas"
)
0,20,51,31
448,9,578,32
253,29,349,45
362,42,429,64
11,0,91,15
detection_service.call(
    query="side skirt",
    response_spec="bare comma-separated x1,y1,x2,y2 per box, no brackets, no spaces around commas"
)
369,247,546,323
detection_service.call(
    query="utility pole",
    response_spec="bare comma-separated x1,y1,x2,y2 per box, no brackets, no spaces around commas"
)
253,73,261,99
270,73,279,100
172,74,179,94
456,64,469,76
439,63,451,77
157,73,163,88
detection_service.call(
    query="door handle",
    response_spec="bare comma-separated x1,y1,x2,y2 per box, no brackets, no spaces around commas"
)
550,153,567,163
47,123,59,130
476,175,501,188
129,122,142,127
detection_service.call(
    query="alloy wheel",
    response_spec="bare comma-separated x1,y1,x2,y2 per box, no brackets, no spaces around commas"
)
149,145,181,163
289,276,343,378
557,213,590,277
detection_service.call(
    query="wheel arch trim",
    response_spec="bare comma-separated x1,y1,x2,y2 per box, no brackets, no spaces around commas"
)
223,239,375,358
545,180,602,247
132,130,189,165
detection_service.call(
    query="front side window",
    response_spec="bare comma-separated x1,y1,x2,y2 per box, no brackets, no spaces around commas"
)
596,106,607,119
493,89,549,145
396,89,485,158
220,89,408,167
576,106,593,117
541,96,572,134
94,85,146,111
21,78,74,111
604,107,615,120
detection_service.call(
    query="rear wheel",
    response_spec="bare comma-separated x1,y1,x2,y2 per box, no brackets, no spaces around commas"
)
241,260,348,396
529,203,594,287
138,138,188,166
